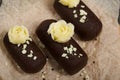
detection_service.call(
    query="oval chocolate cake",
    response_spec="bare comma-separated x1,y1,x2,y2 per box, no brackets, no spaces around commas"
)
3,26,46,73
36,20,88,75
54,0,102,41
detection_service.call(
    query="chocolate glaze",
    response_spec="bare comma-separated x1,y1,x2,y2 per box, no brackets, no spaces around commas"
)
3,34,46,73
36,20,88,75
54,0,102,41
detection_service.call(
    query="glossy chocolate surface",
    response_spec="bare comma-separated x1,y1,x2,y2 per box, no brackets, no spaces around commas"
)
54,0,102,41
4,34,46,73
36,20,88,75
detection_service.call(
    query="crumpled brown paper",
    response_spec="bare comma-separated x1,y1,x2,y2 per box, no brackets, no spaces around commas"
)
0,0,120,80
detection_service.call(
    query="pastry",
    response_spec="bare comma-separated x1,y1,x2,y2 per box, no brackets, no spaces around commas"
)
36,20,88,75
3,26,46,73
54,0,102,40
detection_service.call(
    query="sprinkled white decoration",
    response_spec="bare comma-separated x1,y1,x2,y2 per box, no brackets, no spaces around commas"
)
23,44,27,49
74,14,78,18
33,56,37,60
70,45,73,49
61,53,67,57
65,56,69,59
79,15,87,23
74,53,77,56
73,10,76,13
64,47,68,50
22,50,27,54
29,38,32,41
81,5,85,8
26,41,30,44
69,48,73,53
27,53,33,58
80,9,87,16
17,44,21,47
73,48,77,52
67,50,70,53
79,18,85,23
30,50,33,54
79,53,83,57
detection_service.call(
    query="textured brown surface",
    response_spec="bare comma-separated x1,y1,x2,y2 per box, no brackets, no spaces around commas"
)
0,0,120,80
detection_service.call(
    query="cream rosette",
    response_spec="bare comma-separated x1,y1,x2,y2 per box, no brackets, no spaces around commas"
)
47,20,74,43
8,26,29,44
59,0,80,8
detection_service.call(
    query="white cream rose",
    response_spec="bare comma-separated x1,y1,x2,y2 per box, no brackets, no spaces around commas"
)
8,26,29,44
59,0,80,8
47,20,74,43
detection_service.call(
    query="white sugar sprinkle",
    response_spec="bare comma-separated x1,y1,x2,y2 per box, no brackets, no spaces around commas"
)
30,50,33,54
80,9,87,16
26,41,30,44
65,56,69,59
79,15,87,23
27,53,33,58
22,50,27,54
69,48,73,53
17,44,21,47
81,5,85,8
33,56,37,60
80,18,85,23
70,45,73,48
29,38,32,41
74,14,78,18
61,53,67,57
64,47,68,50
79,54,83,57
73,10,76,13
74,53,77,56
23,44,27,49
73,48,77,52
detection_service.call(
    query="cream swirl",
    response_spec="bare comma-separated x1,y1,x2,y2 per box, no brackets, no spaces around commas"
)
8,26,29,44
59,0,80,8
47,20,74,43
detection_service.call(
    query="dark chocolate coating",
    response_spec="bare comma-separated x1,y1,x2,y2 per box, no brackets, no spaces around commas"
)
36,20,88,75
54,0,102,41
118,9,120,24
3,34,46,73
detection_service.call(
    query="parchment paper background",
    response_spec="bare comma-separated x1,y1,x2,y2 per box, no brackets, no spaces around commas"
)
0,0,120,80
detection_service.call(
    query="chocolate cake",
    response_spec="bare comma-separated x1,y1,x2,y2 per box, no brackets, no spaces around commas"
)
54,0,102,41
36,20,88,75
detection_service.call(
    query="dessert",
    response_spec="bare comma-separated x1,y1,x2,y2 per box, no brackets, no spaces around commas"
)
54,0,102,40
3,26,46,73
36,20,88,75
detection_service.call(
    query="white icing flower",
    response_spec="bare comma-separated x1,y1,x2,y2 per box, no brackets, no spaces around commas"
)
8,26,29,44
47,20,74,43
59,0,80,8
